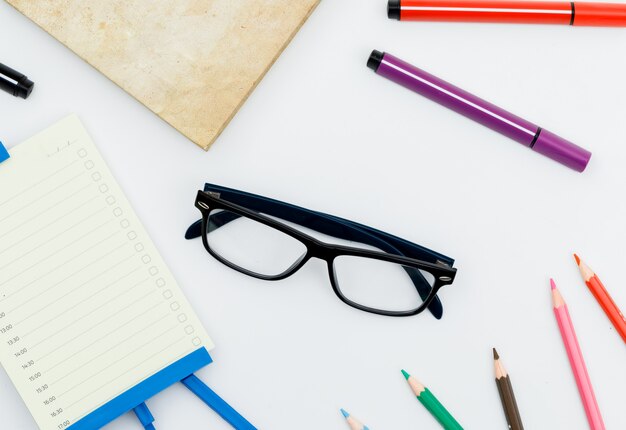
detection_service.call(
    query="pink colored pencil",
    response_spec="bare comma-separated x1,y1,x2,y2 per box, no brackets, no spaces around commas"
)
551,279,605,430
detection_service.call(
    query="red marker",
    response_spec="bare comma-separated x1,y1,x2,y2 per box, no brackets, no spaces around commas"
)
388,0,626,26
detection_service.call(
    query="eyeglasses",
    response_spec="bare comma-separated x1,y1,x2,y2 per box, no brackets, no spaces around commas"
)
185,183,457,318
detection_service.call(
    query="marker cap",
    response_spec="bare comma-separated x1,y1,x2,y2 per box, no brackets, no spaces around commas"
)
532,128,592,172
574,2,626,26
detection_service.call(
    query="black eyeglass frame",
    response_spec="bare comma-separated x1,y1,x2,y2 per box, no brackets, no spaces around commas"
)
188,188,457,317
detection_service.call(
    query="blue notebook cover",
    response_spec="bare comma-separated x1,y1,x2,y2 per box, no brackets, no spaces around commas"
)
70,348,211,429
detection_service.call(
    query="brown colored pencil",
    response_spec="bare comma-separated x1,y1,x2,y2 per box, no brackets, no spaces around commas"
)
493,348,524,430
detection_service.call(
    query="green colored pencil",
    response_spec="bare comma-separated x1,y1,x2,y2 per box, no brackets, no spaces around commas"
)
401,370,464,430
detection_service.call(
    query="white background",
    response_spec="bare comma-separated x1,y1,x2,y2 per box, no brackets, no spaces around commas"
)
1,1,626,429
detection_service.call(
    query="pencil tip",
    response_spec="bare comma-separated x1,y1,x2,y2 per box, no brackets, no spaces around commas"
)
493,348,499,360
573,253,581,265
550,278,557,290
340,409,349,419
401,369,410,380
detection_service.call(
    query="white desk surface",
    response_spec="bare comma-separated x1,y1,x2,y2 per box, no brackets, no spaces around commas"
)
1,1,626,429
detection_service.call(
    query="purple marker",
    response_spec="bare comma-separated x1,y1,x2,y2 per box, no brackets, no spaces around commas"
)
367,50,591,172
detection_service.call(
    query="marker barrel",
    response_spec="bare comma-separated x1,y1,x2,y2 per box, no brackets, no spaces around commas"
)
367,50,591,172
390,0,571,24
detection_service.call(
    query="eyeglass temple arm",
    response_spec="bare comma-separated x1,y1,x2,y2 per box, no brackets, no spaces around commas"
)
187,209,407,259
190,184,454,268
188,208,442,271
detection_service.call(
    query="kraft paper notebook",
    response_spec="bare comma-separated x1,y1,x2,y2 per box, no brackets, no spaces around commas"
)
0,116,219,430
5,0,320,150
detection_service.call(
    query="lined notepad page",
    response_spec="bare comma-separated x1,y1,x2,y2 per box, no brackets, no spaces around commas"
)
0,115,213,430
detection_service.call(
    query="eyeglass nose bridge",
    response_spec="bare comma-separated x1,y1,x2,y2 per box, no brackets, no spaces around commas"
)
302,239,338,264
300,242,343,294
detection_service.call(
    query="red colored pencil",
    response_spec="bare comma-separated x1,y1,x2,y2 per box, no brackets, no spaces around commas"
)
388,0,626,27
574,254,626,344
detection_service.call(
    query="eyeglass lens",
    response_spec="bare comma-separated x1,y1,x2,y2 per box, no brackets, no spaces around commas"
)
333,255,434,312
206,209,307,277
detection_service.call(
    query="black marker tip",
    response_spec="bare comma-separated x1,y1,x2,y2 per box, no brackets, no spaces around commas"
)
388,0,401,20
16,78,34,99
367,50,384,72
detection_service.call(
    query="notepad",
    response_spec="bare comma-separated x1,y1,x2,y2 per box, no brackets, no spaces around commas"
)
0,115,214,430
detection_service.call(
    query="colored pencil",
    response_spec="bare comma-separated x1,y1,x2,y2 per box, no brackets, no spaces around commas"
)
401,370,464,430
340,409,370,430
574,254,626,343
551,279,605,430
493,348,524,430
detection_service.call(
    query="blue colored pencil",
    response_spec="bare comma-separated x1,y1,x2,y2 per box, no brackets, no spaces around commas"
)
341,409,370,430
